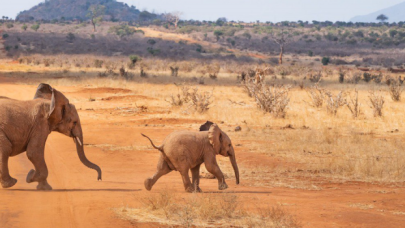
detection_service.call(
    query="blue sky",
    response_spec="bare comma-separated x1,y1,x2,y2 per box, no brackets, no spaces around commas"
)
1,0,404,22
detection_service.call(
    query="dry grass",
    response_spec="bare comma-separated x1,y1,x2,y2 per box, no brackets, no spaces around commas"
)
2,60,405,186
389,82,402,102
117,189,301,228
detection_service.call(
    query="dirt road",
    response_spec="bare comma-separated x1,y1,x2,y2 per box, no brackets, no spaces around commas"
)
0,80,404,228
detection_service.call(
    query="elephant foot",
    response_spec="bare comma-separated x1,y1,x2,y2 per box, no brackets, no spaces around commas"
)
37,181,52,191
144,178,153,191
1,177,17,188
185,186,195,193
26,169,35,183
193,186,202,193
218,183,228,190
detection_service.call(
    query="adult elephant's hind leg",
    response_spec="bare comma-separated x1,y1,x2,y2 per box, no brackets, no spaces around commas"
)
1,152,17,188
0,136,17,188
26,142,52,191
145,156,172,191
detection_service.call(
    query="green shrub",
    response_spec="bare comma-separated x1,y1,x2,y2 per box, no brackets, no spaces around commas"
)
129,55,140,64
31,24,40,32
6,23,13,29
108,24,135,38
196,44,203,52
2,33,9,39
147,47,160,56
22,24,28,31
321,57,330,66
308,50,313,57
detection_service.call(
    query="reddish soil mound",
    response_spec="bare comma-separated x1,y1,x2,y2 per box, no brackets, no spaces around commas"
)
101,95,156,101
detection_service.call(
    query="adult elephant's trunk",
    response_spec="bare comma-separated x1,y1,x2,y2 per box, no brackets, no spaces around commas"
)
74,125,102,181
229,147,240,185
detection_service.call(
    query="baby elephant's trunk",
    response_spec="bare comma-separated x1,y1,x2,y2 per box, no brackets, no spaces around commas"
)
229,148,240,185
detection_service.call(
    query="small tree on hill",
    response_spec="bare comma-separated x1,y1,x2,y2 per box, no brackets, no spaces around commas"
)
214,30,224,41
269,27,292,65
164,11,182,28
87,4,105,32
22,24,28,31
377,14,388,23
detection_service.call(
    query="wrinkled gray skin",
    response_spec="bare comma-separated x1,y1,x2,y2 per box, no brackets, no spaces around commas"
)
142,122,239,192
0,83,101,190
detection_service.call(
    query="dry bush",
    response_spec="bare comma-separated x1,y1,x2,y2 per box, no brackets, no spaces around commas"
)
345,89,362,118
167,84,213,113
389,81,402,101
306,82,324,108
369,90,385,117
120,192,301,228
170,66,179,77
187,87,213,113
346,71,362,84
338,68,346,83
166,84,191,106
308,71,322,83
206,63,220,80
245,82,291,118
324,90,346,116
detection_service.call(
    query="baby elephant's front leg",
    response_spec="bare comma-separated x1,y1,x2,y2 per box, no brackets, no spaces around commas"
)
204,159,228,190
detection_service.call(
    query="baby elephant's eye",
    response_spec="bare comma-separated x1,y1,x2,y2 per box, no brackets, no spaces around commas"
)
229,144,231,147
73,121,77,126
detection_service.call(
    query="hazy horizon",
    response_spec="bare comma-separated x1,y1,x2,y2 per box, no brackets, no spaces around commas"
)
1,0,404,22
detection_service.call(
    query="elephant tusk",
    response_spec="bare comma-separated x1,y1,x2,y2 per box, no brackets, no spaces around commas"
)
76,137,82,146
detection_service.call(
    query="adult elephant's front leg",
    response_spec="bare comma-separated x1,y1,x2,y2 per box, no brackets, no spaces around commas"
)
26,143,52,190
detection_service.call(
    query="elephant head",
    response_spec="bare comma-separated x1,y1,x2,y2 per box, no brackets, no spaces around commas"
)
34,83,102,180
201,121,240,185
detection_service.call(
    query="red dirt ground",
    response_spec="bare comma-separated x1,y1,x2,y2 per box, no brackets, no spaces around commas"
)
0,77,404,228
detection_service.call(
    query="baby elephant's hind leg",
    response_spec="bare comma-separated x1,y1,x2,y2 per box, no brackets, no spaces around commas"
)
145,156,172,191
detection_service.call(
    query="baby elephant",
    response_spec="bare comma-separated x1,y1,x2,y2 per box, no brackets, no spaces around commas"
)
142,121,240,192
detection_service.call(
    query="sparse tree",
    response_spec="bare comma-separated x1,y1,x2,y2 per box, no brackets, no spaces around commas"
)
164,11,183,28
377,14,388,23
269,27,292,65
214,30,224,41
22,24,28,31
87,4,105,32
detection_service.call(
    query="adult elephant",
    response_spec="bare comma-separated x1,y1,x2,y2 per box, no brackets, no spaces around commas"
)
0,83,102,190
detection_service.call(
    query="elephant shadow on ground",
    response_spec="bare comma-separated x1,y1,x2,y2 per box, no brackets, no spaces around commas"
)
5,188,142,192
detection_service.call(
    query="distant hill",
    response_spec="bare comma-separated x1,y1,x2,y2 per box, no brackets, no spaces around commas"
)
16,0,159,22
351,1,405,23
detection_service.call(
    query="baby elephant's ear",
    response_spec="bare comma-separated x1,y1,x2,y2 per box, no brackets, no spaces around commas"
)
199,121,214,131
208,124,222,154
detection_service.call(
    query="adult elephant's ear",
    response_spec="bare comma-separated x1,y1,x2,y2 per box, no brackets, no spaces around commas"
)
34,83,53,100
34,83,70,129
199,121,214,131
208,124,222,154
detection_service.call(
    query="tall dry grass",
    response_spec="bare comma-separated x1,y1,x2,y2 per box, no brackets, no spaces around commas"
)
117,189,301,228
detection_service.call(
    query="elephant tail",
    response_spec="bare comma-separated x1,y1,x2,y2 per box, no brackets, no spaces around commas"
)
141,134,163,151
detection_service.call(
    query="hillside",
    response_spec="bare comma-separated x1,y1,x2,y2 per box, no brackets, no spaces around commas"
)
351,1,405,23
16,0,159,22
